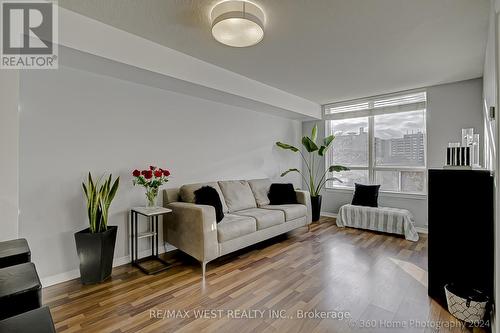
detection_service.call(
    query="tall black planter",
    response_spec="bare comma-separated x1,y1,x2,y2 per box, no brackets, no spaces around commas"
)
311,195,322,222
74,226,117,284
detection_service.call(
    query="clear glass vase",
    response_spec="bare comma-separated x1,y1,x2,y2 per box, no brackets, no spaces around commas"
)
145,187,158,208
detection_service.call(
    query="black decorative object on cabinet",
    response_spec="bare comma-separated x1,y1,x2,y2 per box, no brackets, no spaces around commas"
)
428,169,494,308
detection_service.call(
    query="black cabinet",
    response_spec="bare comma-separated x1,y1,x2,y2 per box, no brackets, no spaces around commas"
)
428,169,494,306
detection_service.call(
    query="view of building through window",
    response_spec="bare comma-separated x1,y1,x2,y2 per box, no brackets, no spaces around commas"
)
374,111,425,166
325,94,426,194
328,118,368,167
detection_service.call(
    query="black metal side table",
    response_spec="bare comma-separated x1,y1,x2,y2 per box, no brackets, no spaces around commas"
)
130,207,172,274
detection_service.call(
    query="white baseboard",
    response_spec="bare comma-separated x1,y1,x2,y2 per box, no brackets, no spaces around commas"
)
41,268,81,288
321,211,428,234
320,211,337,218
415,227,428,234
41,246,168,288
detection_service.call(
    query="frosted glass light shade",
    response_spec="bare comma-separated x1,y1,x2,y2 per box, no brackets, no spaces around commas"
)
211,1,265,47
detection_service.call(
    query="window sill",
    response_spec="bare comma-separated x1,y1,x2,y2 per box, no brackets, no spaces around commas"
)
324,187,427,200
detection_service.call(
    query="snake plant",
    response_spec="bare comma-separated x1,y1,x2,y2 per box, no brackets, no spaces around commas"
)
82,173,120,233
276,123,349,197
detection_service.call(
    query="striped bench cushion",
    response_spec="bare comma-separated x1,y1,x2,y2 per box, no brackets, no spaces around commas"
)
336,204,419,241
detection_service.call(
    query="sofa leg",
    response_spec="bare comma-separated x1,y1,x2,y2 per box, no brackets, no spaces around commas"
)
308,224,312,232
201,261,207,279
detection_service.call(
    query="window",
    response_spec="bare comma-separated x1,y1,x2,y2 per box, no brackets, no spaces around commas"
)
324,91,427,194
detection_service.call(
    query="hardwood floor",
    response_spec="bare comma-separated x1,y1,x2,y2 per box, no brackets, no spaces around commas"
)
43,217,477,333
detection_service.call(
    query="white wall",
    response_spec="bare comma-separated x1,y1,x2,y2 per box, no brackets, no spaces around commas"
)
482,2,500,332
496,8,500,333
483,0,497,172
493,8,500,332
427,79,484,168
19,56,302,283
0,71,19,241
305,78,484,229
488,2,500,332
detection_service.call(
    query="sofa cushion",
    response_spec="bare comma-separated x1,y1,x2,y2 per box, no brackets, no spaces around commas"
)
218,180,257,212
261,204,307,221
217,214,257,242
233,208,284,230
248,179,272,206
179,182,229,213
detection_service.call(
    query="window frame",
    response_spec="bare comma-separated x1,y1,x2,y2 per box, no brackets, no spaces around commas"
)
323,90,427,196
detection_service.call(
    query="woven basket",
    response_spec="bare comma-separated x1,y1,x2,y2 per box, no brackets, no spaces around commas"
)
445,283,488,323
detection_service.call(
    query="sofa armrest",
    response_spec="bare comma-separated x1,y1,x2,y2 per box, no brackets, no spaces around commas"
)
164,202,219,263
163,188,180,205
295,190,312,224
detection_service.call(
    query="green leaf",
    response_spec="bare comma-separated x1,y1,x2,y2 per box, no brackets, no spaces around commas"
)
326,177,342,183
302,136,318,152
280,168,300,177
311,124,318,143
108,177,120,202
82,182,88,199
323,135,334,147
88,172,94,189
276,142,299,152
101,175,118,231
318,135,335,156
328,165,350,172
318,146,326,156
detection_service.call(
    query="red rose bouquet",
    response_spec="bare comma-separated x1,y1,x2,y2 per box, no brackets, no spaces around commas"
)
132,166,171,207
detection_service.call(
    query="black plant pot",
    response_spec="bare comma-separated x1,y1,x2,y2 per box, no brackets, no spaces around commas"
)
74,225,117,284
311,195,322,222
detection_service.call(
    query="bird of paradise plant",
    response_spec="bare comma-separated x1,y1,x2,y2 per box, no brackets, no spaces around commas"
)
276,123,349,197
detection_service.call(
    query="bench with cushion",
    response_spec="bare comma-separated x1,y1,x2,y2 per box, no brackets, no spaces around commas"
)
336,204,419,242
163,178,311,276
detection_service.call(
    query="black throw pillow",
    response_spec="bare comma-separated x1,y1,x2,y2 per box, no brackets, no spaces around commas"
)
268,183,297,205
194,186,224,223
351,183,380,207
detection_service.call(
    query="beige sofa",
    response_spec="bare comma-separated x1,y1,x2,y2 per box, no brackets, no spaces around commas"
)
163,179,311,276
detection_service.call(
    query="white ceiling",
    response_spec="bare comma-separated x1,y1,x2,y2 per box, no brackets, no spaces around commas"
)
58,0,490,104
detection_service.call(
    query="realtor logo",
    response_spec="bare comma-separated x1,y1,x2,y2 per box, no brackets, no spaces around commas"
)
1,0,58,69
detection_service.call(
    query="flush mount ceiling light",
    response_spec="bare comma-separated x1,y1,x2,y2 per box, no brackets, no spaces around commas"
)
211,1,265,47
